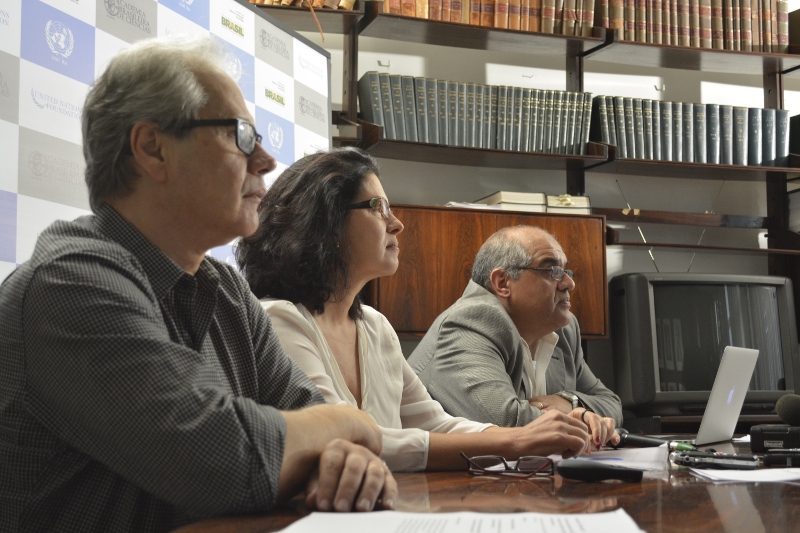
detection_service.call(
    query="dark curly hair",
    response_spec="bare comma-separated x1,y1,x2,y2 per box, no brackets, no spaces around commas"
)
236,147,380,320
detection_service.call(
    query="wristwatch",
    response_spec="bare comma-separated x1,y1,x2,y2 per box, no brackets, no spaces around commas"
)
556,391,581,410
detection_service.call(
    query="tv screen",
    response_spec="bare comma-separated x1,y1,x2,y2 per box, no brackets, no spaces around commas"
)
610,273,799,416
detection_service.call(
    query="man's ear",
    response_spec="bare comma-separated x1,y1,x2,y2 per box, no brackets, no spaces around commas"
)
129,121,169,184
489,268,512,298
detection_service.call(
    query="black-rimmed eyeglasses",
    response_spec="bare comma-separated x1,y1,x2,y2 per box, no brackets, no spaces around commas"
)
461,452,554,478
346,196,393,219
183,118,262,156
519,265,574,281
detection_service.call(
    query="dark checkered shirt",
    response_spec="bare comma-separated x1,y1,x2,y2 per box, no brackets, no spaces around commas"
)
0,204,323,533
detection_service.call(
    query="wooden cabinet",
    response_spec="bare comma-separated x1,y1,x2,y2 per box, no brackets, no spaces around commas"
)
370,205,607,338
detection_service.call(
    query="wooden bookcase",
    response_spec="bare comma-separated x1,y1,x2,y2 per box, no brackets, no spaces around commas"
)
255,1,800,336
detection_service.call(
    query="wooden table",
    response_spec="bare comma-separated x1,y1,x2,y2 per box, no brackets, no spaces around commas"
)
173,441,800,533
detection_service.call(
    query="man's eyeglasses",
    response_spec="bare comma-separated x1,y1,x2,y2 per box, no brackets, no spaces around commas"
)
183,118,262,156
519,265,574,281
461,452,554,478
346,196,393,219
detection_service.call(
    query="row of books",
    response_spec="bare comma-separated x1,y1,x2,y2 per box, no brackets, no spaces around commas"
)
590,96,791,166
358,71,594,154
381,0,596,35
248,0,356,10
596,0,790,51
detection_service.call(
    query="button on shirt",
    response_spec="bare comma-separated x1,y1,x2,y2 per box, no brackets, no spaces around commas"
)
0,205,323,533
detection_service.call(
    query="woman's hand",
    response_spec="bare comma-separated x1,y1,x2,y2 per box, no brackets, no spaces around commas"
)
570,409,619,451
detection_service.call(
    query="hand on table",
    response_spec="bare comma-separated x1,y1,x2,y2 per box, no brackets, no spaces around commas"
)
514,409,590,459
569,409,620,451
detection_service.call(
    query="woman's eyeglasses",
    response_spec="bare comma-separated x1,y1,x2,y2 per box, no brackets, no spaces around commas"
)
461,452,554,478
346,196,393,219
183,118,262,156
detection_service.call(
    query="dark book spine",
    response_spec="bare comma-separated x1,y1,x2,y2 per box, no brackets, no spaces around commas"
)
652,100,661,160
465,83,477,148
581,92,592,155
458,82,468,147
761,108,776,166
552,91,564,154
720,105,733,164
776,109,790,167
592,95,610,144
633,97,645,159
475,84,486,149
389,75,406,141
643,99,653,159
660,101,672,161
732,106,748,165
437,80,449,145
682,102,694,162
488,86,499,150
505,86,516,150
497,86,508,150
447,81,459,146
747,107,762,165
414,77,428,143
606,96,618,148
693,103,706,163
401,77,418,142
521,88,532,152
565,92,578,154
426,79,439,145
614,96,628,158
672,101,683,162
536,90,547,152
512,86,524,151
624,97,636,158
543,90,555,153
529,89,540,152
379,73,397,140
358,71,384,130
706,103,719,164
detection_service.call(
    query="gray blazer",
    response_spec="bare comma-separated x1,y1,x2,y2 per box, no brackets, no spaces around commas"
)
408,280,623,427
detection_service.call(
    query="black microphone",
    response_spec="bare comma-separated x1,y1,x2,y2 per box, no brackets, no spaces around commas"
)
776,394,800,426
611,428,668,448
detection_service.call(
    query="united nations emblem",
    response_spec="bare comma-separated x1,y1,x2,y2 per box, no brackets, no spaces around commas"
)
45,20,75,59
28,152,46,177
268,122,284,150
104,0,120,17
30,88,46,109
224,53,243,82
180,0,196,5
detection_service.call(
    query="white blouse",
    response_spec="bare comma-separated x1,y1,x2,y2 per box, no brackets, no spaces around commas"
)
261,299,492,472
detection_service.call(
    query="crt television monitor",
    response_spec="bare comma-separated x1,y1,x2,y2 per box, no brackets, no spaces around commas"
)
609,273,800,416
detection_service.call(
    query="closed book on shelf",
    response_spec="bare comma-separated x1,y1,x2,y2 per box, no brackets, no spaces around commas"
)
415,77,428,143
776,109,789,167
683,102,694,162
752,0,761,51
720,105,733,164
554,0,565,33
552,91,564,154
711,0,723,48
693,104,707,163
762,108,776,166
732,0,740,50
654,0,663,43
597,0,610,28
447,81,459,146
610,0,625,32
624,0,636,40
591,96,610,144
723,0,733,49
389,75,407,141
465,83,477,148
636,0,647,41
566,92,578,154
509,0,522,28
662,0,672,43
535,90,547,152
521,88,533,152
690,0,700,46
475,84,486,149
475,191,547,211
646,0,655,42
442,0,452,20
678,0,690,46
530,0,543,30
563,0,577,34
358,71,384,131
762,0,772,52
429,0,443,19
529,90,540,152
437,80,449,146
733,106,748,165
706,103,720,164
497,86,508,150
547,194,592,214
512,87,524,151
623,97,636,158
458,82,468,147
660,101,673,161
542,0,556,32
633,98,645,159
672,101,683,162
401,77,419,142
387,0,403,14
543,91,555,153
426,78,439,145
520,0,530,30
652,100,661,159
643,99,653,159
488,86,499,150
506,87,517,150
777,0,788,52
741,0,751,50
699,0,712,46
581,93,592,154
450,0,462,21
582,0,596,35
495,0,510,27
614,96,628,157
402,0,416,16
747,107,762,165
378,73,397,140
416,0,430,18
671,0,680,44
606,95,618,148
480,0,495,25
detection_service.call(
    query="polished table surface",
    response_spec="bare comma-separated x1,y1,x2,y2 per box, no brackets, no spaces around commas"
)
173,441,800,533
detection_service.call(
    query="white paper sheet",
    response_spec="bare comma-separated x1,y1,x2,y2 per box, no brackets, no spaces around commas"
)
549,446,670,471
690,467,800,483
279,509,646,533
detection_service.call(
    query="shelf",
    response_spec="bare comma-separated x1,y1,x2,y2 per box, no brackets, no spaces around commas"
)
606,238,800,256
357,2,605,57
255,3,363,34
585,29,800,76
357,120,608,169
593,207,769,229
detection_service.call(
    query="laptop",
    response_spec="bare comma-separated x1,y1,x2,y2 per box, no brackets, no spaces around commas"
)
671,346,760,446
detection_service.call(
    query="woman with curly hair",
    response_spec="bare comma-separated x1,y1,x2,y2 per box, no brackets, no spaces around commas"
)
236,147,592,476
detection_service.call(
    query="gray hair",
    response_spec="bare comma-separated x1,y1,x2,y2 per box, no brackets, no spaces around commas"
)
471,226,556,290
82,35,227,212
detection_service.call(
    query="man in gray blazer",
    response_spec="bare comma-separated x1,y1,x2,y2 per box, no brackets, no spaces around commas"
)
409,225,621,449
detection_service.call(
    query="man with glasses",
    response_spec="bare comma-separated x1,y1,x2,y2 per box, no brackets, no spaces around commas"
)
409,226,622,450
0,36,395,533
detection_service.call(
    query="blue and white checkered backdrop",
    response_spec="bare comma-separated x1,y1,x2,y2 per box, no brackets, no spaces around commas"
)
0,0,332,279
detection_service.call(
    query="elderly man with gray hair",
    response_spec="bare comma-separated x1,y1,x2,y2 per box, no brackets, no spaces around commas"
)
0,35,395,533
409,226,622,449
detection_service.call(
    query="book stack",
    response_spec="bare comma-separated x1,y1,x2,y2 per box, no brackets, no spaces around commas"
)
381,0,596,35
358,71,594,154
590,96,790,166
249,0,357,10
595,0,789,51
464,191,592,212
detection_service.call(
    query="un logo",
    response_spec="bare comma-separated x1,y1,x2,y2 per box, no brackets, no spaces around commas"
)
268,122,284,150
104,0,120,17
224,53,243,82
45,20,75,59
260,29,270,48
28,152,46,177
30,88,46,109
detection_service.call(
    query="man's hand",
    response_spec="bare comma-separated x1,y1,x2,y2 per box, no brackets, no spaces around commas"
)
305,439,398,512
570,409,619,451
529,394,573,415
511,409,590,459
